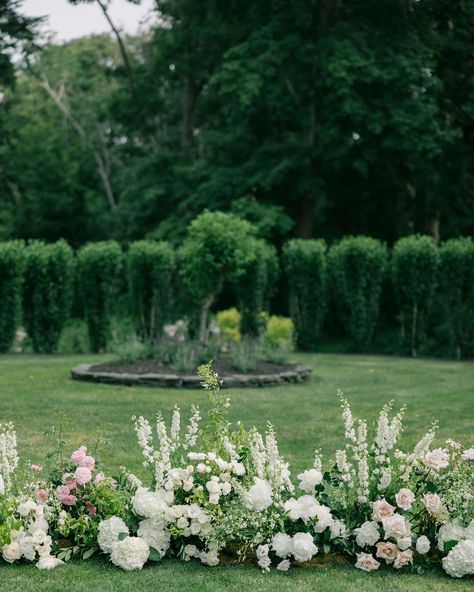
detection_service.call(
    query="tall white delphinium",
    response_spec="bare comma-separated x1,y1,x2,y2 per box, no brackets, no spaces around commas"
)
0,422,19,493
264,424,293,495
170,406,181,449
155,412,171,488
372,402,404,492
183,406,201,450
133,416,155,467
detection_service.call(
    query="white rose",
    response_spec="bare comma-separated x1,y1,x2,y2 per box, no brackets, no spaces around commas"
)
395,488,415,511
397,536,412,551
393,549,413,569
355,521,380,547
205,480,221,494
416,535,430,554
244,478,273,511
372,499,395,522
284,495,319,523
36,555,64,570
297,469,323,494
382,514,411,540
271,533,293,558
292,532,318,562
375,541,399,563
355,552,380,572
110,537,150,571
2,542,22,563
423,493,442,515
424,448,449,470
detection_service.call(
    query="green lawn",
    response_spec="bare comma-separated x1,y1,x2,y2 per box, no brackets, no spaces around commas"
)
0,353,473,592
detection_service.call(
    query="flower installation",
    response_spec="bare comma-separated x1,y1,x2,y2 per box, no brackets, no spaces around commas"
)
0,363,473,579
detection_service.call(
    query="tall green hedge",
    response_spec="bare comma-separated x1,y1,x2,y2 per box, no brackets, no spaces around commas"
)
0,241,24,353
392,235,439,357
22,240,75,353
440,237,474,359
328,236,388,351
283,239,327,351
127,240,175,341
235,240,279,337
78,241,122,353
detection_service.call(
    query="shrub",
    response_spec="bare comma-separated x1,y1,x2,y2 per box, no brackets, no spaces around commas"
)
78,241,122,353
440,237,474,358
328,236,388,351
22,240,75,353
216,308,241,344
283,239,327,351
264,315,294,347
127,240,175,341
392,234,439,357
262,342,292,364
57,319,90,354
179,211,256,341
231,338,259,372
235,240,279,337
0,241,24,353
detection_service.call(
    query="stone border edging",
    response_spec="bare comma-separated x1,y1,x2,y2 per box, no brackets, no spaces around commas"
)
71,363,312,389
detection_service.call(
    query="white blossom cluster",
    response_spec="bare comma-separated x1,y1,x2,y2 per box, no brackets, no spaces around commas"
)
0,422,19,494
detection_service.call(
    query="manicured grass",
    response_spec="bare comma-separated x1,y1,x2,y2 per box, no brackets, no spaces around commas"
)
0,353,473,591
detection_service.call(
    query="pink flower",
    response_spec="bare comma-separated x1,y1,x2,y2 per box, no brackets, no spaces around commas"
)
30,464,43,473
85,501,96,515
62,473,77,490
35,490,49,503
56,485,77,506
74,466,92,486
71,446,87,465
94,472,105,485
80,455,95,470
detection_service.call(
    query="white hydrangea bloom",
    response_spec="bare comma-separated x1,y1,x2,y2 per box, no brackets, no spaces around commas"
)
137,517,170,557
97,517,129,554
132,488,168,518
110,536,150,571
442,540,474,578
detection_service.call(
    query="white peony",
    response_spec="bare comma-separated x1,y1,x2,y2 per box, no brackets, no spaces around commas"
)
137,517,170,557
2,542,22,563
395,488,415,511
355,552,380,572
355,521,380,548
36,555,64,570
17,500,37,517
330,519,347,539
97,516,129,554
132,488,168,518
442,540,474,578
416,535,430,554
382,514,411,541
461,448,474,461
284,495,319,523
292,532,318,562
313,505,334,533
110,536,150,571
244,478,273,511
424,448,449,470
271,533,293,558
297,469,323,493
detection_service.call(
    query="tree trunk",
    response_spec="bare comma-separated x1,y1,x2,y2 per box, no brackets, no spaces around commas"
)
199,293,215,342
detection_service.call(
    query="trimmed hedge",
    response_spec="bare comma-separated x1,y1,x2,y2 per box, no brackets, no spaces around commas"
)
328,236,388,351
283,239,327,351
127,240,175,341
0,241,24,353
22,240,75,353
78,241,122,353
392,235,439,357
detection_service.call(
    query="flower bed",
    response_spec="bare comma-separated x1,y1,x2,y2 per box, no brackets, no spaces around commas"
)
1,363,473,579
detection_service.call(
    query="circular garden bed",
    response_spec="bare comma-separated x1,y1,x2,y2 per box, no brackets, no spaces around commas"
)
71,358,312,388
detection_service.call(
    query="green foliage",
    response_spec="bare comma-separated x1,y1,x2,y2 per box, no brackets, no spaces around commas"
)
57,319,90,354
264,315,294,347
439,237,474,358
235,239,279,337
216,308,241,344
78,241,122,353
328,236,388,351
283,239,327,351
179,211,256,341
127,240,175,341
231,338,259,373
0,241,24,353
262,342,291,365
22,240,75,353
392,235,440,357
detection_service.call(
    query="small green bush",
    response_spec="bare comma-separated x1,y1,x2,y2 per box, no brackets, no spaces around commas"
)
328,236,388,351
179,211,256,341
78,241,122,353
231,338,259,372
22,240,75,353
440,237,474,358
262,342,292,364
235,240,279,337
264,315,294,347
216,308,241,344
0,241,24,353
57,319,90,354
127,240,175,341
283,239,327,351
392,235,439,357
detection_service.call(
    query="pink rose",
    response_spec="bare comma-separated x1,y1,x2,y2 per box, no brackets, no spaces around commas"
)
62,473,77,490
71,446,87,465
30,464,43,473
35,490,49,503
85,501,97,515
375,541,399,564
79,455,95,470
372,499,395,522
74,466,92,485
355,552,380,572
56,485,77,506
94,472,105,485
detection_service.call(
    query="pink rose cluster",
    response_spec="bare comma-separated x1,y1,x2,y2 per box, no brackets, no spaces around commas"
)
55,446,96,506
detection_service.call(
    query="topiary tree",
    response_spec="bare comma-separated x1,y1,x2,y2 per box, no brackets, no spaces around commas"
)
235,240,279,337
392,234,439,357
283,239,327,351
179,210,256,342
328,236,388,351
22,240,75,353
440,237,474,359
77,241,122,353
127,240,175,341
0,241,25,353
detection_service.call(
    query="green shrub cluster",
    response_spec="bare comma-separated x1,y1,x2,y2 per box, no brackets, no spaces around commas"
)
77,241,122,353
127,240,175,341
328,236,388,351
283,239,327,351
0,241,24,353
22,240,75,353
